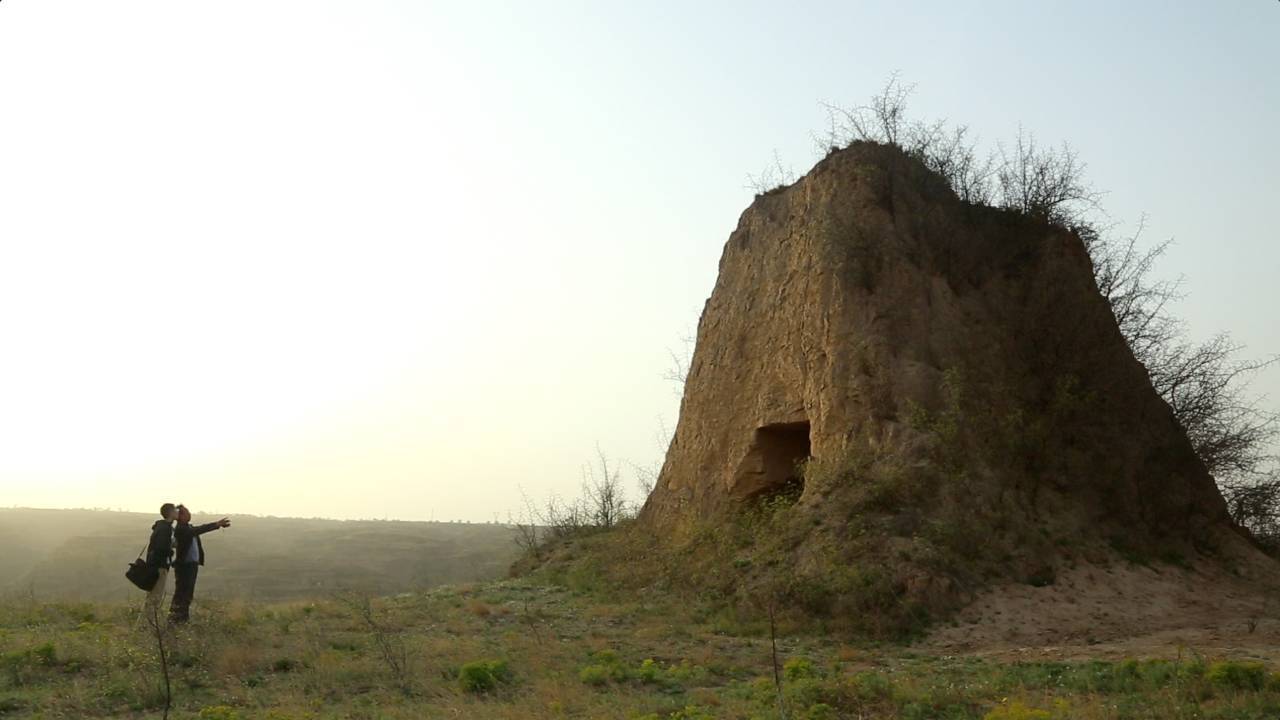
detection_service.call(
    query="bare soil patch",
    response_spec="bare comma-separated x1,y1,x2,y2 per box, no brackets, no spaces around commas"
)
924,551,1280,663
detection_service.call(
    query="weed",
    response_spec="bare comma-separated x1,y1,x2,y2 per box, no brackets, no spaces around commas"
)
458,659,512,694
1206,660,1268,691
2,642,57,685
466,599,492,618
636,658,662,684
805,703,837,720
784,657,818,681
983,700,1051,720
578,664,612,687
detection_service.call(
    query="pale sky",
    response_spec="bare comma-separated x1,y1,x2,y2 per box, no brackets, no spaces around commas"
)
1,1,1276,522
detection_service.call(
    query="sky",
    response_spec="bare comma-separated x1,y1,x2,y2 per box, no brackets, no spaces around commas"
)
0,1,1276,522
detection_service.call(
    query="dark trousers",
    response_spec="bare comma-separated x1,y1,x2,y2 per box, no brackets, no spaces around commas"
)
169,562,199,623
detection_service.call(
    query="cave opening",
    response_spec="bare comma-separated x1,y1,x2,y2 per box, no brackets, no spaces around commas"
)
734,421,812,501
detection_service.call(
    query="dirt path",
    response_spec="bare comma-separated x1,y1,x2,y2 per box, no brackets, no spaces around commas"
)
923,553,1280,663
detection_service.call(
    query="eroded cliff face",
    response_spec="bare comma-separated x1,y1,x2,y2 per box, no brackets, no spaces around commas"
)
641,143,1229,547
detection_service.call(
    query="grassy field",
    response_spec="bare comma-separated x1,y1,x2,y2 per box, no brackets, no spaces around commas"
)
3,572,1280,720
0,508,520,603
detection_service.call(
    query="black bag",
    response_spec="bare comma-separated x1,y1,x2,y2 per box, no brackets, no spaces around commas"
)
126,540,159,592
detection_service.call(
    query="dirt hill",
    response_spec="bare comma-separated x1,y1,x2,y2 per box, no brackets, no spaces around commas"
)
629,141,1277,636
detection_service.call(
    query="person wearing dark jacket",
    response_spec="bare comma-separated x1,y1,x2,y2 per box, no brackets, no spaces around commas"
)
168,505,231,624
137,503,177,626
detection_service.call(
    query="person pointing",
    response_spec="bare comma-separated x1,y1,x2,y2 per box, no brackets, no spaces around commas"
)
168,505,231,624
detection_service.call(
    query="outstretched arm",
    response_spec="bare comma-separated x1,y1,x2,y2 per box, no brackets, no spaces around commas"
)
193,518,231,535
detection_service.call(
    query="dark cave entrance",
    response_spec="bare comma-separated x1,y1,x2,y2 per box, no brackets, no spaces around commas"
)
734,421,812,501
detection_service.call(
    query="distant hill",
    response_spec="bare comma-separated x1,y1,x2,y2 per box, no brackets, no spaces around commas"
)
0,508,521,603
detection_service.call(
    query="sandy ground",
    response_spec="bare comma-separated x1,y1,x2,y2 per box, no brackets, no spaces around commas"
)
923,548,1280,663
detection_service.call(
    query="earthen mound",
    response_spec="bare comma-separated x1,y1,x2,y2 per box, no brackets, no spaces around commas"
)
637,142,1275,636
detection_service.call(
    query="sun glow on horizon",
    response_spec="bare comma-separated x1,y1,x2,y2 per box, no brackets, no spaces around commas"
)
1,1,1275,522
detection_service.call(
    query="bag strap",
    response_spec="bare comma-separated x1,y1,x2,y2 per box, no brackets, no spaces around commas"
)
138,523,152,561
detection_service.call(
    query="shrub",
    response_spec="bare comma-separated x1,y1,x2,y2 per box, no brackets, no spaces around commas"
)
668,707,716,720
784,657,818,681
636,658,662,684
1137,659,1177,685
2,654,24,684
2,643,58,685
29,644,55,667
591,649,620,665
1206,660,1268,691
1177,657,1208,680
458,659,512,694
262,712,318,720
983,700,1051,720
630,709,716,720
578,649,630,686
666,660,708,684
847,670,893,701
579,664,611,687
198,707,242,720
805,703,837,720
784,677,839,710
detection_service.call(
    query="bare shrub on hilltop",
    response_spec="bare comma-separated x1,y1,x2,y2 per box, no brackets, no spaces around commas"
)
1223,473,1280,551
1087,218,1280,486
1149,335,1278,481
820,73,1101,224
582,446,627,530
746,150,797,195
995,127,1102,224
511,447,646,559
1084,217,1182,367
511,489,544,561
540,493,590,540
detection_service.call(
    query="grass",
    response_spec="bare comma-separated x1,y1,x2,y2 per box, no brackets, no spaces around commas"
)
1,577,1279,718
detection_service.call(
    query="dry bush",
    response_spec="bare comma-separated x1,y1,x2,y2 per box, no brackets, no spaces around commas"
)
581,446,628,530
334,593,415,694
511,447,643,559
995,127,1102,224
511,489,544,561
746,150,797,195
213,644,262,680
821,74,1100,225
